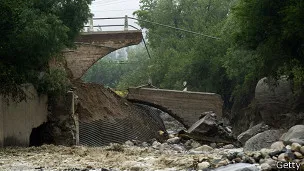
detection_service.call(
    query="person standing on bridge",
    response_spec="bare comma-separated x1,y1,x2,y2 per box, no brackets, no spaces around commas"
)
183,81,187,91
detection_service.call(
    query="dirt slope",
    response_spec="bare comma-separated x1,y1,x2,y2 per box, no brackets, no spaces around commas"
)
73,81,166,145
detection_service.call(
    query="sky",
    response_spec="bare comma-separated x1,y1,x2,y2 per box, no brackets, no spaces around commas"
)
89,0,141,31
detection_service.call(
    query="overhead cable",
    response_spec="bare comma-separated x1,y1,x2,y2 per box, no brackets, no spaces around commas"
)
128,17,221,40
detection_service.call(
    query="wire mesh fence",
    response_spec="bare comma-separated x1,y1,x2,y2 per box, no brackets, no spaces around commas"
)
79,104,166,146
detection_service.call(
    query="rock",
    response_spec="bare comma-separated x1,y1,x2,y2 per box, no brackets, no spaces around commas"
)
264,158,276,167
244,130,284,151
285,148,296,160
141,142,149,147
217,143,225,147
294,152,303,159
223,144,234,149
268,150,282,157
210,143,217,148
244,157,256,164
301,146,304,154
122,161,146,170
270,141,285,151
172,144,184,152
130,166,141,171
253,153,263,162
194,145,213,152
188,150,203,154
280,125,304,145
289,138,304,145
260,163,271,170
300,161,304,170
226,152,237,161
214,163,259,171
168,134,175,138
215,159,229,167
278,153,286,161
190,112,236,144
255,77,299,128
211,159,222,166
166,137,180,144
184,139,193,148
237,152,245,158
198,162,210,169
125,140,134,146
159,143,170,152
237,123,270,145
234,158,242,163
152,141,161,149
191,141,201,149
291,143,302,152
259,159,265,164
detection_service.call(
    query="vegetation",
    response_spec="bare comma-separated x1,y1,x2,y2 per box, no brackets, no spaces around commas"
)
85,0,304,113
1,0,303,112
0,0,92,100
83,45,150,89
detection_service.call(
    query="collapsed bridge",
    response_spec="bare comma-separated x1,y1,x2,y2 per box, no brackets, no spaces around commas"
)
127,87,223,129
0,17,225,147
57,26,225,146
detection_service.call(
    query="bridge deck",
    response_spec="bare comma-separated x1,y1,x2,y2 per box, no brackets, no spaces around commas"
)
59,30,142,79
77,30,142,45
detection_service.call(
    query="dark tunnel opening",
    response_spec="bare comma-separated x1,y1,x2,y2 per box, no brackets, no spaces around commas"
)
29,122,54,147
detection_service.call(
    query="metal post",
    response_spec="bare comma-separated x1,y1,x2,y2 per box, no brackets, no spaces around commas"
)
89,18,93,32
75,113,79,146
67,91,79,145
124,15,128,31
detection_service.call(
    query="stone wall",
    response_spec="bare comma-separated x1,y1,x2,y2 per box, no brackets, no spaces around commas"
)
45,91,78,146
0,84,48,147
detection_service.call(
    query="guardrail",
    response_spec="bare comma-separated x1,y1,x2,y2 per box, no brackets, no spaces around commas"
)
83,15,140,32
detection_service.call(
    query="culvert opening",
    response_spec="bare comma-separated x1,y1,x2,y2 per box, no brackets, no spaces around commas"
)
29,122,54,147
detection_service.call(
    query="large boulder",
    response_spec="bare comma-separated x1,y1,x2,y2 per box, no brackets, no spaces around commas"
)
237,123,270,145
280,125,304,145
187,112,236,144
244,129,284,151
255,77,295,128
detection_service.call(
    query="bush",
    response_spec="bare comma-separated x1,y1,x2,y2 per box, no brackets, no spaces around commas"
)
37,68,71,98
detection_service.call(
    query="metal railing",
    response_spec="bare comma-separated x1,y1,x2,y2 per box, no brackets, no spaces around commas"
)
83,15,220,40
83,15,140,32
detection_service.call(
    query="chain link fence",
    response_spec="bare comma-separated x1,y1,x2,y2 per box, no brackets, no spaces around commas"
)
79,104,166,146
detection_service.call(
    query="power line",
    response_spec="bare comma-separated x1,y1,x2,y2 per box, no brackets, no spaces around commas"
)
128,17,221,40
90,16,220,39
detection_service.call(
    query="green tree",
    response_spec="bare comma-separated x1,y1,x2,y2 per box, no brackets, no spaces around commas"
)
133,0,234,106
231,0,304,88
0,0,92,100
83,45,150,89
